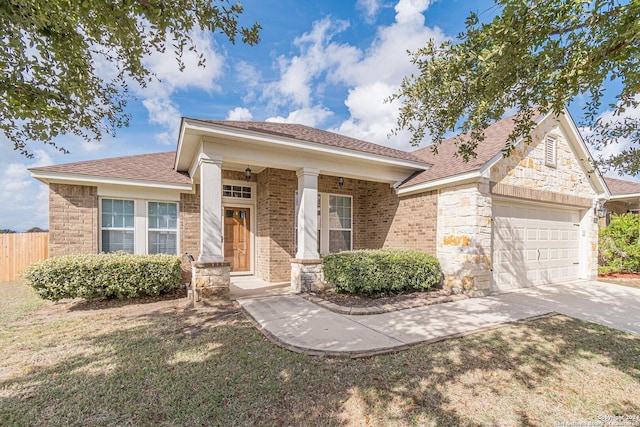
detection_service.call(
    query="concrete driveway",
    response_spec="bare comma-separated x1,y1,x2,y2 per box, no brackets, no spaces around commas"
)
495,280,640,335
237,280,640,357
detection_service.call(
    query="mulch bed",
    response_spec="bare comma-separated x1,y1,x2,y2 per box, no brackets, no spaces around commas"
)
598,272,640,284
307,287,457,308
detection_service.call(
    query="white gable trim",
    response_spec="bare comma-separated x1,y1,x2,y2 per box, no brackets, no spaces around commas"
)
175,118,431,173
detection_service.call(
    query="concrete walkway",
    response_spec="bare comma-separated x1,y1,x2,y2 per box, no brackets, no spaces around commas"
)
236,281,640,357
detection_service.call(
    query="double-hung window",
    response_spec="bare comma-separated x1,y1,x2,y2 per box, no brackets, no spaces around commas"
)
148,202,178,254
101,199,135,253
328,195,352,253
100,198,178,255
295,192,352,254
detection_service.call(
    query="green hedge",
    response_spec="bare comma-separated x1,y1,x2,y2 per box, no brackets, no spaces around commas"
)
23,252,183,301
599,213,640,274
322,249,442,297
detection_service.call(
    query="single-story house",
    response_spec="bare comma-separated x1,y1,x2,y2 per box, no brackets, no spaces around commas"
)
30,109,610,296
602,177,640,225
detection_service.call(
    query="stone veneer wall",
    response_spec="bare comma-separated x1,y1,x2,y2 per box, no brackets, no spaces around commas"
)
49,183,99,257
436,181,492,295
490,119,595,197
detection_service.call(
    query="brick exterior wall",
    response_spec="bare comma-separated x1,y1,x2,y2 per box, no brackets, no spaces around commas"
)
256,168,297,283
179,185,200,282
49,183,98,257
252,170,439,283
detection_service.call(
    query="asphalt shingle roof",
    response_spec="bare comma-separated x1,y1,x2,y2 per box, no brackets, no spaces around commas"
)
400,114,523,188
604,177,640,195
195,119,428,165
29,151,191,185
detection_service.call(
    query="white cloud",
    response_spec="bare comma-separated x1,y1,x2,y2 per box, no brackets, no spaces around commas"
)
227,107,254,121
141,97,182,145
582,96,640,179
262,18,360,108
253,0,445,149
357,0,383,23
134,29,225,145
266,106,333,127
0,149,53,231
394,0,434,24
330,82,414,149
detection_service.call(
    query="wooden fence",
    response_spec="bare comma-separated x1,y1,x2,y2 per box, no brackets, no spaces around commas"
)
0,233,49,282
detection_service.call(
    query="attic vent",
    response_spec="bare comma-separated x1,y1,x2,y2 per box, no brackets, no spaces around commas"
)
545,136,557,167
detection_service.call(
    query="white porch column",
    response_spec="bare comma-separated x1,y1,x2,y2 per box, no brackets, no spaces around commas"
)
295,167,319,259
198,154,224,262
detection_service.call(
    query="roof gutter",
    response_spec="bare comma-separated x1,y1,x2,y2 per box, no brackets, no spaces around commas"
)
396,171,480,196
29,170,193,191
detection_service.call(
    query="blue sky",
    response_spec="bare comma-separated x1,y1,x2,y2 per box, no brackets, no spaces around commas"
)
0,0,633,231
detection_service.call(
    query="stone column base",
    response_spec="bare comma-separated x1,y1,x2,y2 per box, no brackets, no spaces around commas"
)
291,258,326,292
191,261,231,301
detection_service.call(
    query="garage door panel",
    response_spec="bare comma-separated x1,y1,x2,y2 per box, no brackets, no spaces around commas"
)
492,201,581,292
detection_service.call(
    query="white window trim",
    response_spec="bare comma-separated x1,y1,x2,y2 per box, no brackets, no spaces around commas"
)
545,136,557,167
99,197,180,255
100,198,136,254
147,201,180,255
222,179,256,202
222,179,257,275
297,192,351,255
323,193,353,254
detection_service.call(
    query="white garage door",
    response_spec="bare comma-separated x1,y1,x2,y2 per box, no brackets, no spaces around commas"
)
492,201,580,292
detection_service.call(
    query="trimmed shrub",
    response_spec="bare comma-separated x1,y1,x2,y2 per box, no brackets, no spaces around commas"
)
322,249,442,297
599,213,640,274
23,252,182,301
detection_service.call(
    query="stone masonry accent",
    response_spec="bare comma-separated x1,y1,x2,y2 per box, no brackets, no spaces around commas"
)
436,180,492,296
490,118,596,199
49,183,98,257
191,261,231,299
291,259,324,292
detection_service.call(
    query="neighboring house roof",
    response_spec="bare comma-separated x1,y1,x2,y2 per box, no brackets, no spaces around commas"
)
29,151,191,185
604,177,640,196
193,119,428,165
400,114,523,188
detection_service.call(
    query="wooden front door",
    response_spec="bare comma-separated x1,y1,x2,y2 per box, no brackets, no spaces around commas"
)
224,207,251,272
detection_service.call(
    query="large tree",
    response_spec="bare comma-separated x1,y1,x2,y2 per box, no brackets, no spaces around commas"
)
1,0,260,157
393,0,639,174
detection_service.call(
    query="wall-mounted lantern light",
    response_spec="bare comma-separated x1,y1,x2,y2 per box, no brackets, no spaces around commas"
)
245,167,252,181
338,177,344,187
595,200,607,218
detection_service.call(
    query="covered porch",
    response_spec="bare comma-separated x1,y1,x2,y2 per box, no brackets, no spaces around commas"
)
176,119,431,296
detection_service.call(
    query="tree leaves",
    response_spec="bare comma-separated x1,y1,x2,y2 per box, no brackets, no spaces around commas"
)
0,0,261,157
392,0,639,173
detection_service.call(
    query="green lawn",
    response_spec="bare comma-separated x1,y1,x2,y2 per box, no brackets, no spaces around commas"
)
1,281,639,426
